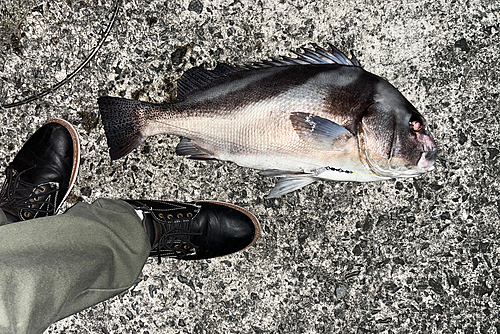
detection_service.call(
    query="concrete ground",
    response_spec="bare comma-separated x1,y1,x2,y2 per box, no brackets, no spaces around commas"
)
0,0,499,333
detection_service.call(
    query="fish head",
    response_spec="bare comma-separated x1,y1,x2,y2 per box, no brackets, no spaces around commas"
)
357,81,437,178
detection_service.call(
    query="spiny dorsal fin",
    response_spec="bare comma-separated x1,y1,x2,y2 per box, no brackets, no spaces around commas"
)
246,46,360,69
177,46,360,100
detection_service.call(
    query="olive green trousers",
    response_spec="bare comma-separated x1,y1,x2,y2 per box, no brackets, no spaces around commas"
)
0,198,151,334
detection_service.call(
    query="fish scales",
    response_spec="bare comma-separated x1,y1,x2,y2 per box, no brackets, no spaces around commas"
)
98,46,437,197
146,71,354,170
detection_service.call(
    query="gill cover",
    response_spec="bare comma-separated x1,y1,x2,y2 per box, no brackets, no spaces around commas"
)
358,99,436,178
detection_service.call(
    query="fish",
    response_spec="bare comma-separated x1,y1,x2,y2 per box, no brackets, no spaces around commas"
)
98,46,437,198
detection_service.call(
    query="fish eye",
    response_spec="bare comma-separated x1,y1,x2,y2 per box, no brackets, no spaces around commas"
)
409,114,423,132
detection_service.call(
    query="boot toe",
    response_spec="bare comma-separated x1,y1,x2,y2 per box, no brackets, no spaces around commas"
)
193,201,260,259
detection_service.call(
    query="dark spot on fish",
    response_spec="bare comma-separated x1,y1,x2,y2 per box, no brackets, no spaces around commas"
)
171,46,188,66
325,166,353,174
188,0,203,14
78,110,99,133
454,38,470,52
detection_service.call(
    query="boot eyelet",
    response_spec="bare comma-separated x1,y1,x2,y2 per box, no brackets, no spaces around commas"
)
177,213,183,218
167,214,173,220
23,212,31,218
158,213,164,219
39,186,46,193
34,196,40,201
183,245,189,249
186,212,193,218
173,244,179,248
29,204,34,209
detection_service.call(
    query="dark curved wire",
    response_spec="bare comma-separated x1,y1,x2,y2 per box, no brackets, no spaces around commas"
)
0,0,120,109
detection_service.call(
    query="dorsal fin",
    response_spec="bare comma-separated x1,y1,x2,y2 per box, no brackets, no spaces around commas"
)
176,46,360,100
177,63,246,100
246,46,360,69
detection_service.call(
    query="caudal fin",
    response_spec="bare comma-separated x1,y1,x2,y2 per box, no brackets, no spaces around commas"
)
98,96,149,160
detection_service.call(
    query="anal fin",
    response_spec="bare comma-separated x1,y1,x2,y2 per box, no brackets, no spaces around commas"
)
260,169,312,177
175,138,216,160
267,176,316,198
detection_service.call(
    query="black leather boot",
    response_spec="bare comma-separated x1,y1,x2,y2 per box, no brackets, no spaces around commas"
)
0,119,80,222
124,199,260,262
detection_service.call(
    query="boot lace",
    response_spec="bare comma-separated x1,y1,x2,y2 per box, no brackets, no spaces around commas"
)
152,217,202,264
0,166,58,219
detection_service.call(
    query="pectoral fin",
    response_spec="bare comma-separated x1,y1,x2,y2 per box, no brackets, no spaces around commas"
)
290,112,353,151
267,176,316,198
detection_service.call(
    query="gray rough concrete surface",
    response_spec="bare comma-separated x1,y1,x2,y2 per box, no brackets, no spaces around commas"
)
0,0,499,333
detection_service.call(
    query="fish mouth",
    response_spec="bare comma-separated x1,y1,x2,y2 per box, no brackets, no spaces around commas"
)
357,126,437,179
417,149,437,172
362,145,437,178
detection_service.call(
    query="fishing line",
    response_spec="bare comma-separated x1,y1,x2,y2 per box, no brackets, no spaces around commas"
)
0,0,121,109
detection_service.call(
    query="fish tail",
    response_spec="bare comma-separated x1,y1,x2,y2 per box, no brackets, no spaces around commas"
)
98,96,152,160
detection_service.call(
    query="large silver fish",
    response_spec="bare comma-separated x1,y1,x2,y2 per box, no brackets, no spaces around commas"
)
98,46,437,198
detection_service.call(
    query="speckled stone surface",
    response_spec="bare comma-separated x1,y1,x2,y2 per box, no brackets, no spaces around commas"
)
0,0,499,333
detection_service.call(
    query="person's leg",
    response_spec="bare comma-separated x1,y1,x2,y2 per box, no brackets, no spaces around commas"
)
0,198,151,334
0,118,260,334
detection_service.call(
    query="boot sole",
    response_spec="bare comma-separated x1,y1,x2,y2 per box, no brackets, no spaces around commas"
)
198,200,261,257
43,118,80,213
